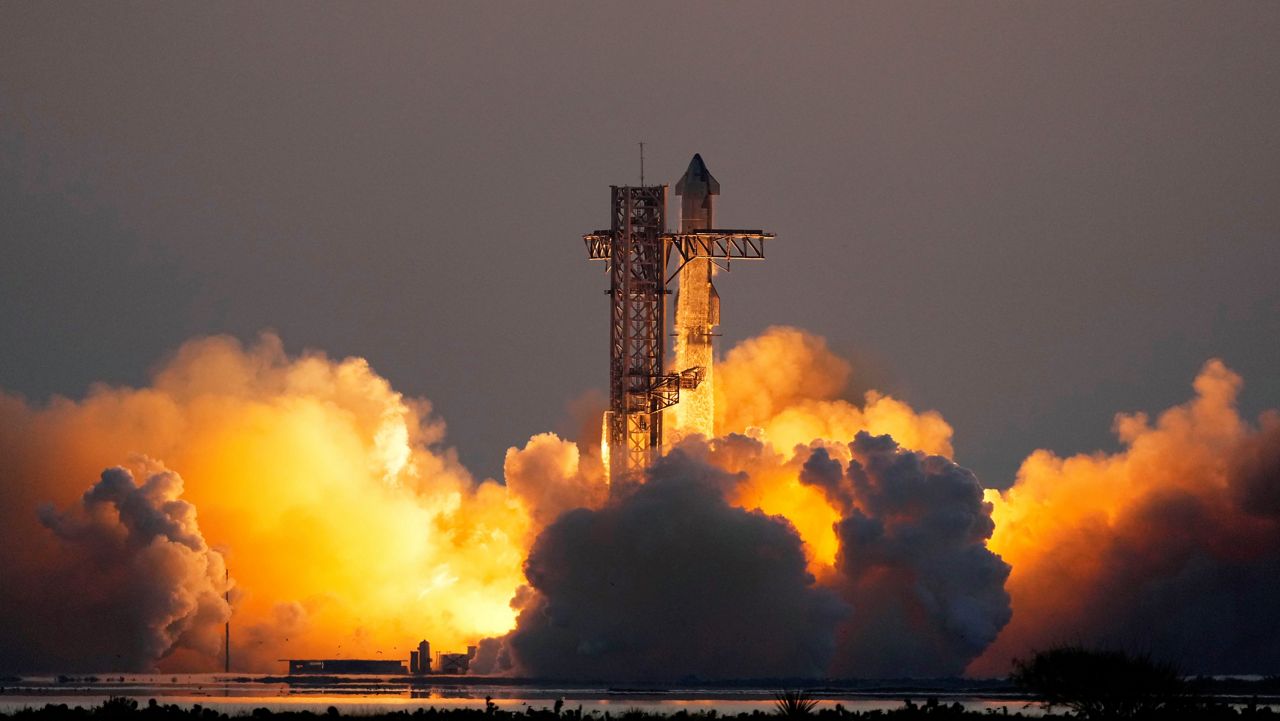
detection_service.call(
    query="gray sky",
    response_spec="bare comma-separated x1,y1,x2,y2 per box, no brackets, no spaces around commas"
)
3,2,1278,487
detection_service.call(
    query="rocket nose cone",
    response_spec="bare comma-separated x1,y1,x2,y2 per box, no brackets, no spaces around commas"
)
687,153,709,177
676,153,720,196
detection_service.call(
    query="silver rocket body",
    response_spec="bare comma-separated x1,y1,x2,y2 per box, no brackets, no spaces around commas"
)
672,154,720,440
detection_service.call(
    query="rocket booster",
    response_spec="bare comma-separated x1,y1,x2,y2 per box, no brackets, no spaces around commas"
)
676,153,720,327
672,154,721,440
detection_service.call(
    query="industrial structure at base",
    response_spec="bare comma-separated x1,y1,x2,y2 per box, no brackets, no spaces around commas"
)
285,640,476,676
584,153,774,487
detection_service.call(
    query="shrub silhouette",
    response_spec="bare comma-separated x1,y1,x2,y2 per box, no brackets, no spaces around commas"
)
773,690,818,718
1012,645,1191,719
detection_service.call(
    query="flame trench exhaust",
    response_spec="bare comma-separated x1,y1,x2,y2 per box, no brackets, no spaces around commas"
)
582,154,773,487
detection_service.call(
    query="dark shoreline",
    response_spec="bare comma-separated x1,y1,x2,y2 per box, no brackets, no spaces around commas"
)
3,674,1278,720
6,674,1278,697
2,695,1279,720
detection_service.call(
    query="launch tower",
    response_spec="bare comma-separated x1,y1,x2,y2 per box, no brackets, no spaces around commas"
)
583,154,773,487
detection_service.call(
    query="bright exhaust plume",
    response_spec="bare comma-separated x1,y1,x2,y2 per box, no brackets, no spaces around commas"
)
0,333,529,672
3,326,1275,677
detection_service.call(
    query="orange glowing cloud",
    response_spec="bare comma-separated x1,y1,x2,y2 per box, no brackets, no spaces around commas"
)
0,333,529,672
715,326,953,457
973,360,1280,675
709,326,956,573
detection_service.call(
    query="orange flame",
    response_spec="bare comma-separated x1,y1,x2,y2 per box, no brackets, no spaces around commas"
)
0,333,530,671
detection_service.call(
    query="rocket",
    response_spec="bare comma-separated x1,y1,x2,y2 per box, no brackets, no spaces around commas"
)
671,154,721,440
676,153,720,232
675,154,720,327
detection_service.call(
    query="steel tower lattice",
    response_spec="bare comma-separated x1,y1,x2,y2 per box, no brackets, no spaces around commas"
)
584,165,774,489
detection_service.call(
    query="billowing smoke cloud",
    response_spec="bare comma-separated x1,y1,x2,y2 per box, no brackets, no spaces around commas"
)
800,434,1011,677
0,332,530,672
471,325,1011,680
975,360,1280,675
716,327,954,457
705,326,969,580
29,325,1279,679
504,433,606,531
1,322,988,676
498,429,1010,680
505,450,848,681
3,461,230,671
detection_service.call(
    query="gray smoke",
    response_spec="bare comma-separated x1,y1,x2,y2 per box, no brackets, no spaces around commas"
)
801,432,1012,677
505,450,848,681
495,432,1012,680
468,635,513,676
1034,416,1280,674
1233,412,1280,517
26,462,231,671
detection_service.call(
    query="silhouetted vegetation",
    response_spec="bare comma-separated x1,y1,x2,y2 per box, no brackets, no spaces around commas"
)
0,694,1278,720
1011,646,1195,718
773,690,818,718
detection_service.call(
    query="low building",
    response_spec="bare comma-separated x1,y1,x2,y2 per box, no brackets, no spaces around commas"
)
287,659,407,675
436,653,471,674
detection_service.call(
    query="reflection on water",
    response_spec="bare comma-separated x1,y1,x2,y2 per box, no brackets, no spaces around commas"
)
0,676,1044,717
0,675,1273,717
0,674,1044,716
